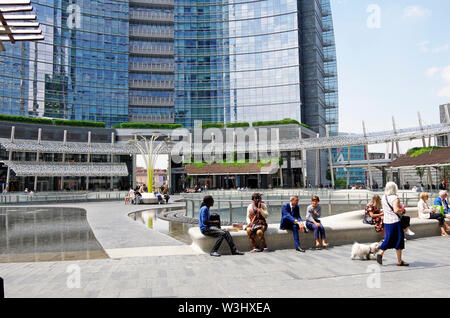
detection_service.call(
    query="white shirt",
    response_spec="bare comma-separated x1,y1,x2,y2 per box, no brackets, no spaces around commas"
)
417,199,433,219
382,194,401,224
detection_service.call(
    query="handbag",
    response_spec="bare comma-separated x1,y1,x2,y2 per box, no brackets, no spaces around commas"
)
363,212,373,225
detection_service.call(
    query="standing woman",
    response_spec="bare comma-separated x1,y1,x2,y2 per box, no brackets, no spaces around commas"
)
246,193,269,252
377,182,409,266
305,196,329,249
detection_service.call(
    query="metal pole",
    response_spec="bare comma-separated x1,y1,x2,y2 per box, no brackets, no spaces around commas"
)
61,130,67,190
315,134,319,187
110,132,115,191
392,117,404,189
86,131,91,191
6,126,15,190
347,146,351,189
417,113,433,189
362,121,373,189
326,125,335,189
34,128,42,192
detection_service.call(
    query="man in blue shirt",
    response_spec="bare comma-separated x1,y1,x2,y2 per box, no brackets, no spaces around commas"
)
199,195,244,257
280,195,306,252
434,190,449,214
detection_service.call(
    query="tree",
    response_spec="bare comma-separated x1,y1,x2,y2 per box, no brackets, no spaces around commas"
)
415,167,425,183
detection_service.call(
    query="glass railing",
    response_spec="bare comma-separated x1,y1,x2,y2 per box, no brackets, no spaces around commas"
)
0,191,128,205
182,189,438,224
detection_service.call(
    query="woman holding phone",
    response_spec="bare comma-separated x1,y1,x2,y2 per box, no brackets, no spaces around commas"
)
246,193,269,252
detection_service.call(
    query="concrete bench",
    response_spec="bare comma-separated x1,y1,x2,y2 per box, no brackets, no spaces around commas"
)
188,209,449,254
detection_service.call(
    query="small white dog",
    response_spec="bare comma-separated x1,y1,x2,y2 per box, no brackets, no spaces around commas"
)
351,242,381,260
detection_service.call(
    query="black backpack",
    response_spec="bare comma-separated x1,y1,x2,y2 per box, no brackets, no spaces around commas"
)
209,213,221,228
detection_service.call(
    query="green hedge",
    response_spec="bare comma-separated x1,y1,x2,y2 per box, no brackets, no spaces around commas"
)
252,118,310,129
226,122,250,128
407,146,441,158
0,114,53,125
53,119,105,128
0,114,107,128
201,123,224,129
119,123,182,129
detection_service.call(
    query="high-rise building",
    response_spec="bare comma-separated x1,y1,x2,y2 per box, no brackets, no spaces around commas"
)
0,0,130,127
174,0,339,134
437,103,450,147
128,0,175,123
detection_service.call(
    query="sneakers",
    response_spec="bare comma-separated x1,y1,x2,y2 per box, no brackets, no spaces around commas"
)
232,250,245,255
210,251,221,257
405,229,415,236
295,247,306,253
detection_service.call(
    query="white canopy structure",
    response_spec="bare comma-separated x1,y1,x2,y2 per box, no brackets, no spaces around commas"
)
0,0,44,51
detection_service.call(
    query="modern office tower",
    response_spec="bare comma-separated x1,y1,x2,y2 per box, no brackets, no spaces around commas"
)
128,0,175,123
0,0,129,127
174,0,339,134
437,104,450,147
321,0,339,136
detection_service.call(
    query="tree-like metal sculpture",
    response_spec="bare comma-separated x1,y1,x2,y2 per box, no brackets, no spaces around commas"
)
129,133,165,193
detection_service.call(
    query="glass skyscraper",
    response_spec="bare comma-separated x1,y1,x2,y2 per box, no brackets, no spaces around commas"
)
0,0,130,128
128,0,175,123
174,0,339,134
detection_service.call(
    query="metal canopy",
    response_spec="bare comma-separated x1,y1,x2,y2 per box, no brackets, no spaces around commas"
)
0,0,44,51
0,161,129,177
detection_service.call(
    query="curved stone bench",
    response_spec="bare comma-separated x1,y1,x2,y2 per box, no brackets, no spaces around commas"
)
189,208,449,254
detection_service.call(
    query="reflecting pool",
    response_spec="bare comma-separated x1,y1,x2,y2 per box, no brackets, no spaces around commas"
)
0,207,108,263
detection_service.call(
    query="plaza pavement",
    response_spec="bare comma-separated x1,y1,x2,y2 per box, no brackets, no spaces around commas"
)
1,199,450,297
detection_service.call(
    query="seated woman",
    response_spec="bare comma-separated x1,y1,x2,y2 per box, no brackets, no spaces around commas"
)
364,195,384,234
418,192,450,236
245,193,269,252
305,196,329,249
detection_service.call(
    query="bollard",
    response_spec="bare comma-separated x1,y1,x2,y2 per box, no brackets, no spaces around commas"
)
1,277,4,298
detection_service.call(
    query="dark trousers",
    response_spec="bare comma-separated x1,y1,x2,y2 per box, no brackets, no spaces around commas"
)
202,226,237,253
282,222,302,249
430,213,446,227
306,220,326,240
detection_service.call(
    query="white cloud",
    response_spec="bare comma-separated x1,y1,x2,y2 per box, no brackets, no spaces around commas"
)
437,86,450,99
441,66,450,83
426,67,440,78
432,44,449,54
403,5,432,18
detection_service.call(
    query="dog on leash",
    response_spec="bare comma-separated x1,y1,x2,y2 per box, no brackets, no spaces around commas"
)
351,242,381,260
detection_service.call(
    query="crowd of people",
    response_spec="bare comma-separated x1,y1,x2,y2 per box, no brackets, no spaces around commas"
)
124,184,170,205
198,193,329,257
198,183,450,267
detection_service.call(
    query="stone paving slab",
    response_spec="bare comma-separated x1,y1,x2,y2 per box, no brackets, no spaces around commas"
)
1,236,450,298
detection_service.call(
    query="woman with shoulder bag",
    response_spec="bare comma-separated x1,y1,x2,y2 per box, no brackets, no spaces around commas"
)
246,193,269,252
377,182,410,266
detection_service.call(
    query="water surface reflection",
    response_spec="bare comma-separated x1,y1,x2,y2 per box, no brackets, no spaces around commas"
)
0,207,108,263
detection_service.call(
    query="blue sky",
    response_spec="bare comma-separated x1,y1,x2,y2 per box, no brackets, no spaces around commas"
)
331,0,450,134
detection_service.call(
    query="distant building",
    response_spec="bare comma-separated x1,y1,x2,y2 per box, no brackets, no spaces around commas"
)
136,167,167,188
437,104,450,147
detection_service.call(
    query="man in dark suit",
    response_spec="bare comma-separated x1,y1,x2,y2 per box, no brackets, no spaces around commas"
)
280,195,306,252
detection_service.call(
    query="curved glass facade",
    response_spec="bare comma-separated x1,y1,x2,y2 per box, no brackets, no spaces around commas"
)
174,0,302,127
0,0,129,127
